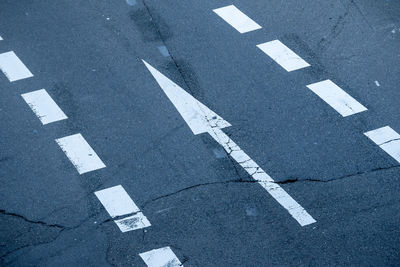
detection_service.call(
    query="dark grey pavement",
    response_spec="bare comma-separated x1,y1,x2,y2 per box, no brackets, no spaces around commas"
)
1,0,400,265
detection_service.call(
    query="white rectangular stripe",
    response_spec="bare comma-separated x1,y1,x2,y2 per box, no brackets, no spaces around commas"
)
95,185,140,218
0,51,33,82
257,40,310,71
115,212,151,232
55,133,106,174
139,247,182,267
213,5,261,34
365,126,400,163
0,36,3,41
306,80,367,117
21,89,68,125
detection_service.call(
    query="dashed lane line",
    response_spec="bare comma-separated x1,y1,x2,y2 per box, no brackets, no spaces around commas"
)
306,80,367,117
257,40,310,72
143,60,316,226
0,51,33,82
213,5,262,34
95,185,151,232
55,133,106,175
139,247,182,267
21,89,68,125
365,126,400,163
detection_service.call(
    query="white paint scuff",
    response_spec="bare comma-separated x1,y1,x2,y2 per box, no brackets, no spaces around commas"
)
55,133,106,174
257,40,310,72
364,126,400,163
213,5,262,34
0,51,33,82
142,60,316,226
139,247,182,267
0,36,3,41
306,80,367,117
95,185,151,232
21,89,68,125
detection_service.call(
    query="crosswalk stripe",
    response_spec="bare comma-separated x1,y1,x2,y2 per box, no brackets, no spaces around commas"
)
306,80,367,117
95,185,151,232
0,51,33,82
365,126,400,163
257,40,310,72
21,89,68,125
139,247,182,267
55,133,106,174
213,5,262,34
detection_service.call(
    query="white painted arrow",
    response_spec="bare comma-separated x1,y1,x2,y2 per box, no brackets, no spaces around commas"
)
142,60,316,226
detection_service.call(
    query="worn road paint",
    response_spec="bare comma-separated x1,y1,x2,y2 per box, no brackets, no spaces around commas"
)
95,185,140,217
375,80,380,87
306,80,367,117
95,185,151,232
257,40,310,72
55,133,106,174
157,45,170,57
213,5,262,34
139,247,182,267
0,51,33,82
365,126,400,163
0,36,3,40
143,60,316,226
114,212,151,232
21,89,68,125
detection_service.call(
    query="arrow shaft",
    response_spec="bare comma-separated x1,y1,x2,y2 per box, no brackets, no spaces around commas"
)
208,128,316,226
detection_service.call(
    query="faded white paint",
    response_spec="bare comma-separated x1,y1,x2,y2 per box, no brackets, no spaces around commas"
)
139,247,182,267
0,51,33,82
306,80,367,117
21,89,68,125
365,126,400,163
257,40,310,72
213,5,262,34
0,36,3,41
143,60,316,226
55,133,106,174
114,212,151,232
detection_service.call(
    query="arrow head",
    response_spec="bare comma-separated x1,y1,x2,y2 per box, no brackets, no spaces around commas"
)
142,60,231,135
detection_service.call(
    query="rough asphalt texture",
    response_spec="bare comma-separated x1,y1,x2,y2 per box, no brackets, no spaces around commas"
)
1,0,400,265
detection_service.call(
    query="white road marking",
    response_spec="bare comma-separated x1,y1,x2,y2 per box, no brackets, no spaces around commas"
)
139,247,182,267
114,212,151,232
95,185,151,232
0,51,33,82
55,133,106,174
213,5,262,34
375,80,380,87
365,126,400,163
143,60,316,226
95,185,140,218
0,36,3,41
257,40,310,72
306,80,367,117
21,89,68,125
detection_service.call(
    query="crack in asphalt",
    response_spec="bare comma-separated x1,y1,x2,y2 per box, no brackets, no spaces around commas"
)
141,164,400,206
276,164,400,184
0,209,66,229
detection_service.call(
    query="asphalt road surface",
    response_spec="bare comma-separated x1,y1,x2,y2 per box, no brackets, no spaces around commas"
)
1,0,400,266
